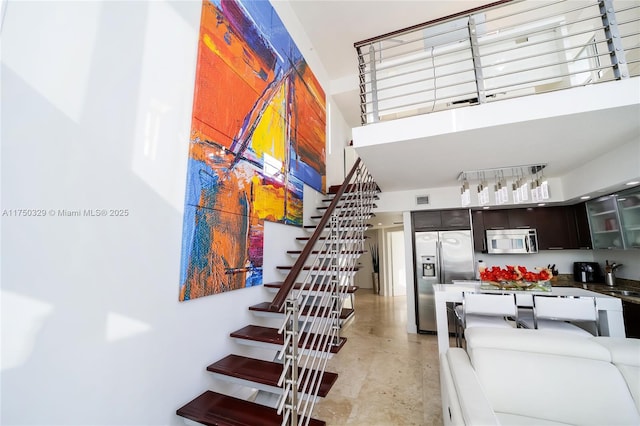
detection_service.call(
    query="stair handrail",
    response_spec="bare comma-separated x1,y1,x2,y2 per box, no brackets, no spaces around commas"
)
276,160,376,425
269,157,363,312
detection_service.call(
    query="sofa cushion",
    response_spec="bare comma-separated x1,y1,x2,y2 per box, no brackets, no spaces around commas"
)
592,337,640,366
471,348,640,425
592,337,640,412
465,327,640,425
465,327,611,362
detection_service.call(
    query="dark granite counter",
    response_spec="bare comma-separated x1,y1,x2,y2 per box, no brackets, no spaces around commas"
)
551,275,640,305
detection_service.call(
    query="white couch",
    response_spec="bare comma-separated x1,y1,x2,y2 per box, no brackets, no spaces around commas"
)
440,327,640,425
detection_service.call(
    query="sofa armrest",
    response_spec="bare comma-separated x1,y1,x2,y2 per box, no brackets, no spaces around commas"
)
442,348,499,426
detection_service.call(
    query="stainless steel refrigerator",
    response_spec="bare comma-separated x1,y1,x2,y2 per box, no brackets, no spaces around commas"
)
413,230,475,333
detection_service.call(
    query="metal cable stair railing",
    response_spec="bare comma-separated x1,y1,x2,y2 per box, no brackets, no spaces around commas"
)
270,158,377,425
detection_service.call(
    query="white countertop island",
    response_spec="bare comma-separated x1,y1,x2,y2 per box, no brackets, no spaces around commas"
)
433,283,625,354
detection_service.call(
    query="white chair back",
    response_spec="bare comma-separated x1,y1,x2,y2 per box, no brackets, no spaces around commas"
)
533,295,598,322
463,292,518,317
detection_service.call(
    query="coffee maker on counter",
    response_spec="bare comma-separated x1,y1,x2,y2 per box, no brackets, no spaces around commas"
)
573,262,602,283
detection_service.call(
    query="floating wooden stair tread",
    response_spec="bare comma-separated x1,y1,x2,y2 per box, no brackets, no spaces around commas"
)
249,302,355,320
207,355,338,397
296,236,368,241
322,194,379,202
303,224,371,229
263,282,358,293
328,183,380,194
176,390,326,426
231,325,346,353
286,249,366,255
316,204,377,211
310,213,375,220
276,265,360,272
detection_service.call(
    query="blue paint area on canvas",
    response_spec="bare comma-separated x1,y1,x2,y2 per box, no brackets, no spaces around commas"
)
289,154,322,192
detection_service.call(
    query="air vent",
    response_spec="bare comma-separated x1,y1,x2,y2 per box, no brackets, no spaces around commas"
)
416,195,430,205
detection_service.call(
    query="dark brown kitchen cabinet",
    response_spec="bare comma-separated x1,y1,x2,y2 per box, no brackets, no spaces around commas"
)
507,208,537,229
472,210,486,252
471,204,592,251
441,209,470,229
412,209,470,231
481,210,509,230
536,206,572,249
569,203,593,249
412,211,441,230
622,301,640,338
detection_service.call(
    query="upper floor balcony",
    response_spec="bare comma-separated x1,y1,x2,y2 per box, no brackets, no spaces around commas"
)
350,0,640,208
354,0,639,125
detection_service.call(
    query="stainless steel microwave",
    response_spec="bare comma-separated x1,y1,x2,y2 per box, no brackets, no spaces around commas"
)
486,229,538,254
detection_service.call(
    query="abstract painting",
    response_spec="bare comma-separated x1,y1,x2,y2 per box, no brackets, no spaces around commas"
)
179,0,326,301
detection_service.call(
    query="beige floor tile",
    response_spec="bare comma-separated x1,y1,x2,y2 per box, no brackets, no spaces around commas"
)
314,290,443,425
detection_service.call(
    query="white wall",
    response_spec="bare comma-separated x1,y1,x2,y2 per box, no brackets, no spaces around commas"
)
403,212,419,333
0,1,348,424
387,229,407,296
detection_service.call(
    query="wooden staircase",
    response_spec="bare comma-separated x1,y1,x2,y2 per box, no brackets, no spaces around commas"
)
177,159,377,425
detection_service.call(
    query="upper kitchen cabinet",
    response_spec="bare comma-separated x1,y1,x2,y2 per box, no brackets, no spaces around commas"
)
586,195,624,249
507,208,537,229
479,208,538,230
473,205,592,251
412,209,470,231
472,211,486,252
617,187,640,249
480,210,510,230
535,205,592,250
441,209,471,229
569,203,593,249
536,207,572,249
412,210,442,230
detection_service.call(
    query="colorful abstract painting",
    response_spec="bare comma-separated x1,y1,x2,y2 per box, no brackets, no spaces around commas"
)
179,0,326,301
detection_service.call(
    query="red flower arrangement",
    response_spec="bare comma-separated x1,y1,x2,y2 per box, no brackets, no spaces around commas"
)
479,265,552,290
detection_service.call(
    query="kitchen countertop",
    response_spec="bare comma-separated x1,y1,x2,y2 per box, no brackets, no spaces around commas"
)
551,275,640,305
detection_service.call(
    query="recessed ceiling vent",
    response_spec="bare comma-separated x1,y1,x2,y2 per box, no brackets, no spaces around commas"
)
416,195,430,205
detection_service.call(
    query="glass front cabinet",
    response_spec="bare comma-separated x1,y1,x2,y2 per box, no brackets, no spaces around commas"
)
617,187,640,249
586,195,624,249
586,187,640,249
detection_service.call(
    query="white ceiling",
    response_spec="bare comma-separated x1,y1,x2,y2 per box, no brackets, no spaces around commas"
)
285,0,640,226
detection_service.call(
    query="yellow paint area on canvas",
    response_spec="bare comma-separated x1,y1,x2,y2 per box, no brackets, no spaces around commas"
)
251,83,287,162
202,33,221,57
251,176,286,222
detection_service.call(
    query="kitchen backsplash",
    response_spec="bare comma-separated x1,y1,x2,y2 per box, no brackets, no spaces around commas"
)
592,250,640,281
475,250,595,277
476,249,639,281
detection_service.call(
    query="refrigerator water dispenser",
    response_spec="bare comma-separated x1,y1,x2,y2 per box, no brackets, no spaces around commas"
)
422,256,436,278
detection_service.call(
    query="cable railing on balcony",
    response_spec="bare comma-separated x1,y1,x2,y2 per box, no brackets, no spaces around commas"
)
355,0,640,125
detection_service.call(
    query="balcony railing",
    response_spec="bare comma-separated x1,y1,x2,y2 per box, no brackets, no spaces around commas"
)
354,0,640,125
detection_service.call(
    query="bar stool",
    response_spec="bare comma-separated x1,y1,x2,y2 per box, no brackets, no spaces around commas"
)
518,295,599,337
455,292,518,347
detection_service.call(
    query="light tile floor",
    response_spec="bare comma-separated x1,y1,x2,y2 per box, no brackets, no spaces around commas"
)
313,290,445,425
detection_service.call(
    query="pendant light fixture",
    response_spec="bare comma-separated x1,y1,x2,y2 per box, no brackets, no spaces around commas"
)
458,164,548,207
